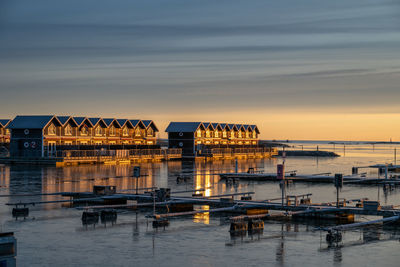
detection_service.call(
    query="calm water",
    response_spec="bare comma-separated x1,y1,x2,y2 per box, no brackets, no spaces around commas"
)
1,142,400,266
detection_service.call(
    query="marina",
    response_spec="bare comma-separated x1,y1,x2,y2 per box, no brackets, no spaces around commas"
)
1,142,400,265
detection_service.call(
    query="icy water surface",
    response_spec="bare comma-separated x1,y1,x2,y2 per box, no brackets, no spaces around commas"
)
1,142,400,266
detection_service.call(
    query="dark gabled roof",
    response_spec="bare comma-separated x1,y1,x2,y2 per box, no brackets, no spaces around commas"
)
236,124,245,131
73,117,91,127
219,123,229,130
117,119,128,127
165,122,203,133
142,120,159,132
57,116,71,126
103,118,119,128
57,116,69,125
252,125,260,134
227,124,238,131
142,120,152,128
57,116,78,127
88,117,101,126
130,120,146,129
243,124,251,131
8,115,60,129
249,125,257,131
0,119,11,127
202,122,213,130
129,119,141,127
211,123,220,130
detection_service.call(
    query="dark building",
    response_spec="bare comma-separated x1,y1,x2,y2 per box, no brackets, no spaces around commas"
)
8,115,61,158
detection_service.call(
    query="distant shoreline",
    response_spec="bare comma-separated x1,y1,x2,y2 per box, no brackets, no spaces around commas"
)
277,150,340,157
261,140,400,145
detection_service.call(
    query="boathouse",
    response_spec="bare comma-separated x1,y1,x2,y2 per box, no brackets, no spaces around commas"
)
165,122,262,158
8,115,62,157
142,120,159,145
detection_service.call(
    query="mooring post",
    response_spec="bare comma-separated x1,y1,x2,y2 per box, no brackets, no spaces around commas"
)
277,163,285,208
385,164,388,181
134,166,140,195
235,159,238,173
334,174,343,208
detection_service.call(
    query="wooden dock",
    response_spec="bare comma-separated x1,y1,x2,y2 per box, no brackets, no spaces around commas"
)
0,148,182,166
196,147,278,160
219,172,400,185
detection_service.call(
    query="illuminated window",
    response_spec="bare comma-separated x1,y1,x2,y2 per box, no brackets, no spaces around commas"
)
253,132,257,138
64,141,72,145
65,124,72,136
48,124,56,135
95,126,102,136
135,128,141,137
109,126,116,136
81,126,88,136
246,131,250,138
206,130,210,138
147,128,153,136
123,127,129,136
215,130,219,138
95,141,102,145
222,131,227,138
196,140,202,144
238,131,243,138
197,129,202,137
147,141,154,145
230,131,235,138
5,129,10,135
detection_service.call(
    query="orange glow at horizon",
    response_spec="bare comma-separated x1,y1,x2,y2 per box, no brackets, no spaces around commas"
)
147,110,400,142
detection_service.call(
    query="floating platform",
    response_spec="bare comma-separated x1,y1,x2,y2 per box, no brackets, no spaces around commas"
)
219,172,400,185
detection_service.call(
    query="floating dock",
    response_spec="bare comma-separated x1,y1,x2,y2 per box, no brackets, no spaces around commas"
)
219,172,400,185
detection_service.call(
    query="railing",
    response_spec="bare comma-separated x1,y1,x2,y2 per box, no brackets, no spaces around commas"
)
54,148,182,160
197,147,278,157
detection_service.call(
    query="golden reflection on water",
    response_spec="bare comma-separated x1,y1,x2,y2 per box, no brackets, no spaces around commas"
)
193,205,210,225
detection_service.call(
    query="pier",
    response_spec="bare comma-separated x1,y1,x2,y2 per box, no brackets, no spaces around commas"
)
0,148,182,166
4,182,400,245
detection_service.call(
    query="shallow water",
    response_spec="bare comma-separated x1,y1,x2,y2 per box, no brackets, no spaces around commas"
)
1,142,400,266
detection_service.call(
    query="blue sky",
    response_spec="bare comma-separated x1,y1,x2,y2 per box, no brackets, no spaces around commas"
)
1,0,400,139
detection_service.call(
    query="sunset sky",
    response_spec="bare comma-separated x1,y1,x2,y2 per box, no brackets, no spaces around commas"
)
1,0,400,140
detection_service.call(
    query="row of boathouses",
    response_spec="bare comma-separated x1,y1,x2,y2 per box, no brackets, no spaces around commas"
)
166,122,261,157
6,116,159,158
0,115,275,163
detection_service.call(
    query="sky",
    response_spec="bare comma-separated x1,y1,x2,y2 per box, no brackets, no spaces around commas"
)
1,0,400,140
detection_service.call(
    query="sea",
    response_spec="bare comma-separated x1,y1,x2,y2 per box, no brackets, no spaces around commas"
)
1,141,400,266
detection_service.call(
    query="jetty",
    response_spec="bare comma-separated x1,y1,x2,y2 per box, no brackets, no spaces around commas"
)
4,180,400,245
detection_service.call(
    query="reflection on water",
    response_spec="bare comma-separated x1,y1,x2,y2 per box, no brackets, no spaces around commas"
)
193,205,210,225
1,143,400,266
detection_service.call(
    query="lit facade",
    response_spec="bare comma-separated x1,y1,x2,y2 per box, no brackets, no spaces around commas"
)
0,120,11,144
8,115,159,158
166,122,260,156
